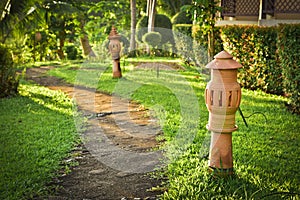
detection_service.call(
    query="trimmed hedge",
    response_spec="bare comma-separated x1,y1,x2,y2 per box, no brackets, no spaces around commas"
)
217,24,300,113
136,14,174,45
0,44,19,98
173,24,193,38
221,25,281,95
277,24,300,114
142,32,162,48
172,11,192,25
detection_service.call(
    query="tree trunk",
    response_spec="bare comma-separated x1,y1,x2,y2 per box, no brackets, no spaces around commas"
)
147,0,156,33
146,0,150,16
80,20,96,57
129,0,136,55
207,29,214,62
57,30,66,60
147,0,156,54
80,34,96,57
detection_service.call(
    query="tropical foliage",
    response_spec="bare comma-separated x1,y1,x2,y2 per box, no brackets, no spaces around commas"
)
0,44,18,97
221,25,280,94
0,0,42,43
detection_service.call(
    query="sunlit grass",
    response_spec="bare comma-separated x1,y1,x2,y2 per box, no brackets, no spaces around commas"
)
0,81,80,200
125,56,182,63
37,59,299,199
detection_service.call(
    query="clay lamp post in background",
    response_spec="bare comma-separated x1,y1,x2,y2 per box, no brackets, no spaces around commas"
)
108,26,122,78
205,50,242,176
33,32,42,62
35,32,42,42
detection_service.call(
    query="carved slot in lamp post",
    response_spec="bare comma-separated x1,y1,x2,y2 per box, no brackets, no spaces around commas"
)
108,26,122,78
205,51,242,176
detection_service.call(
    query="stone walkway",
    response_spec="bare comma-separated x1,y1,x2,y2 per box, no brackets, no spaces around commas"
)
26,66,163,200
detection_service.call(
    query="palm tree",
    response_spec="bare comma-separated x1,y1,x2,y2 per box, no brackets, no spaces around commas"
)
0,0,42,43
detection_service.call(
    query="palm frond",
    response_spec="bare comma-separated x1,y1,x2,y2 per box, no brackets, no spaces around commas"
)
0,0,44,43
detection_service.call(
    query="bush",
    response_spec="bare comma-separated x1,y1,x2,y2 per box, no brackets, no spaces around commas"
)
64,45,79,60
0,44,19,98
220,25,282,95
173,26,195,64
136,14,174,45
23,30,58,62
172,11,192,25
173,24,193,37
120,34,130,55
277,24,300,114
214,24,300,113
171,12,210,67
172,11,193,37
142,32,162,48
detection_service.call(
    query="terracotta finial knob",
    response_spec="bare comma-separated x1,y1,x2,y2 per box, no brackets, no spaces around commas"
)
109,26,118,37
214,50,233,59
206,50,242,69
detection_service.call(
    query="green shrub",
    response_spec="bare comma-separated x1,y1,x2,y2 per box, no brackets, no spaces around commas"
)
212,24,300,113
120,34,130,55
136,14,174,45
172,13,218,67
221,25,282,95
173,24,193,37
277,24,300,114
172,25,196,64
172,11,192,25
23,30,58,62
172,11,192,40
0,44,19,98
142,32,162,48
64,45,79,60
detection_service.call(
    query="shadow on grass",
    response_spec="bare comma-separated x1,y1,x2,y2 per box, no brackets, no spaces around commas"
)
0,84,78,200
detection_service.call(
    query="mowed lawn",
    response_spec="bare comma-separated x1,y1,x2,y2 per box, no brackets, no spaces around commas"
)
1,59,299,199
48,59,300,199
0,81,81,199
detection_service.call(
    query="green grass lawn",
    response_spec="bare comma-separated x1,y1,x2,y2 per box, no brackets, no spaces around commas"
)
5,58,299,199
0,81,81,200
46,59,300,199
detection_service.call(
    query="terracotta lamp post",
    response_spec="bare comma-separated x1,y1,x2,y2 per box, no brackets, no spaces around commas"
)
35,32,42,42
205,50,242,176
108,26,122,78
